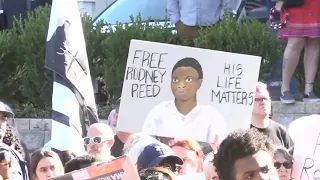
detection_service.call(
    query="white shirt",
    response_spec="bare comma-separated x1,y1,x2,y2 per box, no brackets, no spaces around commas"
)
141,100,227,143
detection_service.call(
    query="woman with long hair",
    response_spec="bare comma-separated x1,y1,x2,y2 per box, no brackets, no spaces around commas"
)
30,149,64,180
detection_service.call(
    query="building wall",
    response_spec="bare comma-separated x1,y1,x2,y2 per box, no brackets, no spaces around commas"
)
13,101,320,151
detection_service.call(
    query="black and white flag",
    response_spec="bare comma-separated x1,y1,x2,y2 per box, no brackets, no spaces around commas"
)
45,0,98,155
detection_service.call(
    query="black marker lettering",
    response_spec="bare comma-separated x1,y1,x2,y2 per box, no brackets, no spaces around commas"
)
300,158,314,180
313,132,320,155
141,51,151,67
133,50,143,64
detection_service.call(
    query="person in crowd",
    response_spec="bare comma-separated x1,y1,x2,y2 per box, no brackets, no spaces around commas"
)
64,155,102,173
214,129,279,180
137,143,183,174
142,57,227,143
122,133,158,155
203,152,219,180
20,142,31,178
107,108,117,134
30,149,64,180
251,82,293,149
0,102,25,159
110,98,134,158
57,150,75,167
169,139,204,175
273,147,293,180
275,0,320,104
3,124,25,159
84,123,115,162
107,98,120,134
0,149,12,180
123,134,159,165
167,0,233,38
0,101,29,180
139,167,177,180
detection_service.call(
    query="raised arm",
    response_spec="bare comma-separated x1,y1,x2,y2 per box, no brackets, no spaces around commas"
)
167,0,180,24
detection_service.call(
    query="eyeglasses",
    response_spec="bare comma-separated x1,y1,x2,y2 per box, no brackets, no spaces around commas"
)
274,161,292,169
254,97,270,102
83,136,106,146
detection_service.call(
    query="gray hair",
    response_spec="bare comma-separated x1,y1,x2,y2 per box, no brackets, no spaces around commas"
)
274,146,294,161
122,133,157,155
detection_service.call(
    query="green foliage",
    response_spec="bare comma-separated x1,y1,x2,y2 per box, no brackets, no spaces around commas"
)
0,30,24,105
96,15,181,100
195,17,283,79
1,7,284,117
10,7,52,107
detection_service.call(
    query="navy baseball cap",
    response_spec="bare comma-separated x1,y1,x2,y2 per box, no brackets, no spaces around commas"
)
137,143,183,169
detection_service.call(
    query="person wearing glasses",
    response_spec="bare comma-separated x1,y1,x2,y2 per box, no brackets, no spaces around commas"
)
273,147,293,180
142,57,227,144
251,82,293,149
84,123,115,162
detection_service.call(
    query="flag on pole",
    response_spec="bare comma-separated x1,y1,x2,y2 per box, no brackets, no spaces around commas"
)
44,0,99,155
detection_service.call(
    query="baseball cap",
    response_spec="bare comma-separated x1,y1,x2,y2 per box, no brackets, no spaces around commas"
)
137,143,183,169
0,101,14,118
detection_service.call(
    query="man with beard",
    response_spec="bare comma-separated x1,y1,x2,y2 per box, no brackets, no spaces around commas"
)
84,123,115,162
0,101,29,180
251,82,293,150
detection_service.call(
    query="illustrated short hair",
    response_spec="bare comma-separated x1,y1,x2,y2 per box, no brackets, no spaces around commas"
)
172,57,203,79
214,129,274,180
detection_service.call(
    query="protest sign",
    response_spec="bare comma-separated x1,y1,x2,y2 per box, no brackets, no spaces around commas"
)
51,156,139,180
289,115,320,180
117,40,261,143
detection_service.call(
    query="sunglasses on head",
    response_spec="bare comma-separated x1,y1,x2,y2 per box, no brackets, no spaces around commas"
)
83,136,106,146
274,161,292,169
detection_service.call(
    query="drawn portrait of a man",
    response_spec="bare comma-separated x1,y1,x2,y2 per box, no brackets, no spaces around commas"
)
141,57,227,143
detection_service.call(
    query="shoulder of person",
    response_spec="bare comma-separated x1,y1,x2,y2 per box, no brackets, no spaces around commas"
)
269,119,288,131
0,144,24,180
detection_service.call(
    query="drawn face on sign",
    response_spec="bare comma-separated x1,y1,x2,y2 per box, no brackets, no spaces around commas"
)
171,58,203,101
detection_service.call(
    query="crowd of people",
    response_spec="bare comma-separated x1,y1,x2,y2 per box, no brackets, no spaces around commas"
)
0,0,319,179
0,82,300,180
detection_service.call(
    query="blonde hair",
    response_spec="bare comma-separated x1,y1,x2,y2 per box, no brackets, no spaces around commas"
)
122,133,157,154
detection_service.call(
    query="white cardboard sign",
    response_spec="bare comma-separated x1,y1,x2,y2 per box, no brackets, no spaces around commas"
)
117,40,261,143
